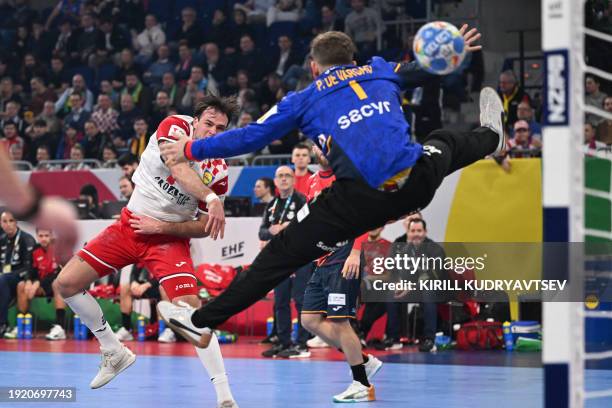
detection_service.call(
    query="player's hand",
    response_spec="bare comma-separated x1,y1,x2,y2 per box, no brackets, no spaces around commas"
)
341,252,361,279
129,213,164,235
459,24,482,52
206,197,225,240
160,135,189,165
35,197,78,264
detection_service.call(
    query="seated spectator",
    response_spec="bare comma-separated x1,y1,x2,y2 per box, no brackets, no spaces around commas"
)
514,101,542,142
63,93,91,133
497,70,531,131
129,117,149,158
507,120,541,157
83,120,110,160
207,9,231,51
55,74,94,116
0,211,36,338
28,77,57,116
158,72,185,109
78,184,100,219
116,93,143,146
113,48,143,91
0,77,22,113
150,91,172,130
26,120,56,164
91,94,120,135
344,0,384,62
201,43,230,93
226,8,255,53
143,44,173,86
1,122,24,154
102,144,118,168
235,0,274,23
74,13,101,65
117,152,139,178
97,18,130,57
119,175,134,200
257,73,284,112
181,65,218,111
238,88,261,119
64,144,91,171
19,54,49,90
238,111,254,128
35,101,61,135
47,56,70,93
35,145,59,170
8,143,24,161
55,124,83,160
267,0,302,26
1,101,26,136
115,265,173,342
132,14,166,66
253,177,275,205
175,41,195,85
596,96,612,145
235,34,267,83
271,35,302,77
171,7,203,49
585,122,606,153
586,75,607,127
14,228,67,341
123,71,153,117
316,4,344,34
48,17,78,62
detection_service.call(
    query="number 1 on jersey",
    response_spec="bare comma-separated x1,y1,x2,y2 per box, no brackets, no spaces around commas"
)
349,80,368,100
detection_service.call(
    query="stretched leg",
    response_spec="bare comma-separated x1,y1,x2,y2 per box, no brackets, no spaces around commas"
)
16,281,28,314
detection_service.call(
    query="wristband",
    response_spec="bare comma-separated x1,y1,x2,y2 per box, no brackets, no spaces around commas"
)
184,140,195,161
205,193,219,205
14,186,43,221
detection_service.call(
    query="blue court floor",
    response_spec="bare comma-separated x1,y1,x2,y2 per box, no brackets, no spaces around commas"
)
1,351,611,408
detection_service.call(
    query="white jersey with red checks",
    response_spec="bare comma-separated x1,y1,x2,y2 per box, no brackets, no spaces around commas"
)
128,115,228,222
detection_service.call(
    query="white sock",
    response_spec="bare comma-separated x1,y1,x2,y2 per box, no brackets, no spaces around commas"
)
194,333,234,403
64,291,122,352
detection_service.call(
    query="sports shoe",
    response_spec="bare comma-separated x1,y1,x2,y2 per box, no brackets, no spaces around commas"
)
262,343,289,358
259,334,279,345
277,344,311,359
307,335,330,348
157,301,212,348
418,338,437,353
364,354,383,380
89,345,136,389
333,381,376,403
3,326,17,339
479,86,505,155
218,400,239,408
114,327,133,341
158,327,176,343
374,338,403,351
45,324,66,340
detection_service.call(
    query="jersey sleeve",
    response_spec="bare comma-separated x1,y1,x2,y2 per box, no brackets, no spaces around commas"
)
352,233,369,251
197,160,229,214
155,116,191,143
390,60,438,89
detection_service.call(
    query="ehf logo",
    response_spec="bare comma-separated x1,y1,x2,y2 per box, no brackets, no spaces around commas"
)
544,50,569,126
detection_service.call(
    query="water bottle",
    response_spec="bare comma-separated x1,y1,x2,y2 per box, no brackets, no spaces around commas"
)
73,315,81,340
137,316,146,342
24,314,32,339
503,321,513,351
266,317,274,336
158,319,166,336
291,318,298,342
80,321,88,340
16,314,24,339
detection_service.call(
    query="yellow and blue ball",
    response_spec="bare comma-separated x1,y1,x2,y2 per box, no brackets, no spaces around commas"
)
413,21,466,75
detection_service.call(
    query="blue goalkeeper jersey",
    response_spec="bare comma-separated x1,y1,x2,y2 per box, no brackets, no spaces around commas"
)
189,57,436,189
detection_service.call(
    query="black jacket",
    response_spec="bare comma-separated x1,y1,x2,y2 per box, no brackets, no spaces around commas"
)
0,228,36,279
391,235,447,281
258,191,307,241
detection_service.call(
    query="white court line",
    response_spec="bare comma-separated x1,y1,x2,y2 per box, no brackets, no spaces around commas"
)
585,229,612,240
585,188,611,200
584,310,612,319
584,27,612,43
584,389,612,400
584,350,612,361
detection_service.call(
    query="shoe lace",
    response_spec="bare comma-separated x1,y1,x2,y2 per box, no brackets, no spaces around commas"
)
99,352,114,369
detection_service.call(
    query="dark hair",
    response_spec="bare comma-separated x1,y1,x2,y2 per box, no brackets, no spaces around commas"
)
103,143,117,155
71,144,84,154
257,177,274,193
311,31,356,67
194,95,238,123
586,75,600,84
408,218,427,230
133,116,147,123
3,121,16,128
125,70,139,78
117,152,139,166
293,142,311,152
80,183,99,208
33,119,47,127
37,144,50,153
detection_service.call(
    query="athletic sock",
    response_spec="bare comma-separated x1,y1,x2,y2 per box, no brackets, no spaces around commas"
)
55,308,65,328
351,363,370,387
194,333,234,403
65,291,122,352
121,313,131,330
338,348,369,364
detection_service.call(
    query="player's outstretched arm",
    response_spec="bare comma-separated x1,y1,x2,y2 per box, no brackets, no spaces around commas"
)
166,161,225,239
394,23,482,88
161,96,299,163
129,213,211,238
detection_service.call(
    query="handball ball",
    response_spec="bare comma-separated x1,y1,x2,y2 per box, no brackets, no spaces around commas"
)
413,21,466,75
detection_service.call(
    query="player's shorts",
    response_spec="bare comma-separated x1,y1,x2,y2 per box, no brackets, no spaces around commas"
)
302,261,360,319
39,273,57,297
78,208,198,300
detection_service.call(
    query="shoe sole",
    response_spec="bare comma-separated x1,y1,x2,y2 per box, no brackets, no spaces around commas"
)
479,87,505,154
288,353,311,359
90,352,136,389
156,303,212,349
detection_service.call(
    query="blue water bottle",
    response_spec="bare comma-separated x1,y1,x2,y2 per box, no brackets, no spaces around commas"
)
16,313,24,339
266,317,274,336
137,316,146,342
73,315,81,340
503,321,513,351
80,321,88,340
158,319,166,336
24,313,33,339
291,318,298,342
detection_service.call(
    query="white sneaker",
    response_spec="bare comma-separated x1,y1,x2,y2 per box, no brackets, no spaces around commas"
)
157,301,212,348
307,336,330,348
3,327,18,339
115,327,134,341
364,354,383,380
89,345,136,389
333,380,375,403
158,327,176,343
479,86,505,155
218,400,239,408
45,325,66,340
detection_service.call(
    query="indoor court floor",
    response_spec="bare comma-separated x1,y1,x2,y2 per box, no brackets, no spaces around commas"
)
1,339,611,408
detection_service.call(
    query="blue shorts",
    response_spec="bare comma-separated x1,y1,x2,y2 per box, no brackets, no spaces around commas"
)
302,262,360,319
